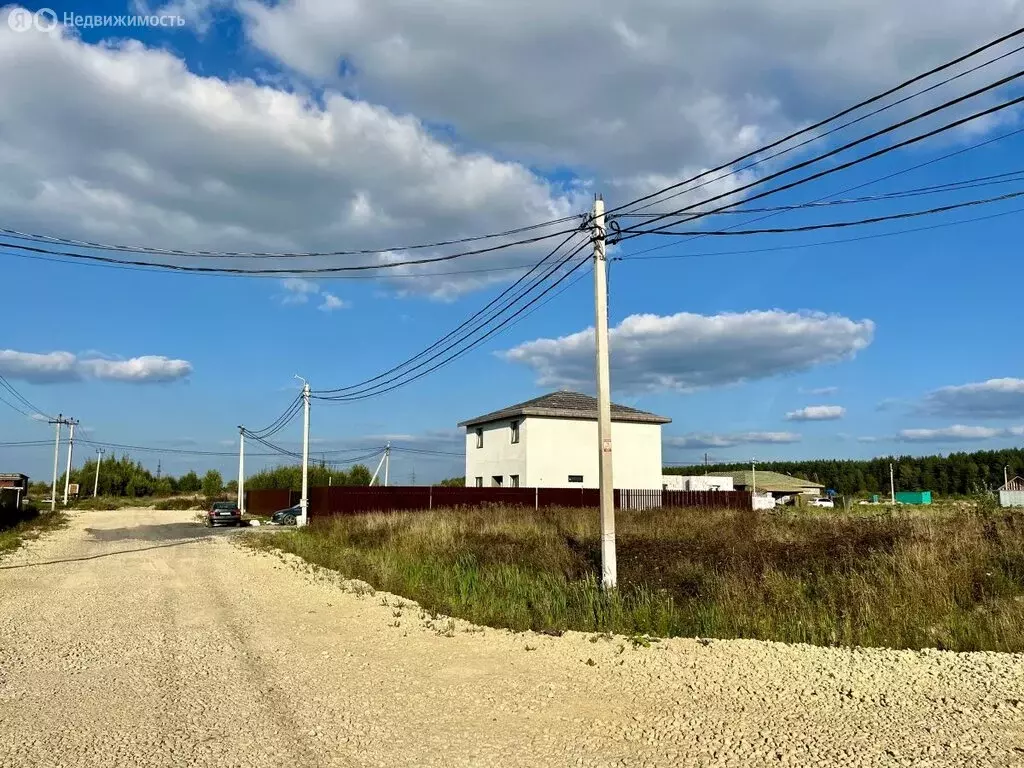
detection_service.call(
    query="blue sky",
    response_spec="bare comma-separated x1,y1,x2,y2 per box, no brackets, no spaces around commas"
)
2,0,1024,484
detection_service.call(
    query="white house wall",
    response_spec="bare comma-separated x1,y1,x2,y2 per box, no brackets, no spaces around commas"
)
524,417,663,489
464,418,528,487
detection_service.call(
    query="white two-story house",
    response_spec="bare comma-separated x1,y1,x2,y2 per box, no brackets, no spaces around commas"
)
458,391,671,490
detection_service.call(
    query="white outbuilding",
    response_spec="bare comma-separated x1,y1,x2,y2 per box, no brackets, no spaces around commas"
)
459,391,671,490
661,475,735,492
999,476,1024,507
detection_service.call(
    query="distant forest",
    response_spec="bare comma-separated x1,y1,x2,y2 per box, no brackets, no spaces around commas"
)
665,448,1024,497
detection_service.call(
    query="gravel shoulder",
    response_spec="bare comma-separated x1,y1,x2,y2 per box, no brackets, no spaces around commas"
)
1,507,1022,767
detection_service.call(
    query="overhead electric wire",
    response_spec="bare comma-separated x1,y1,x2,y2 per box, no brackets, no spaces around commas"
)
0,227,582,275
616,188,1024,237
617,123,1024,261
612,83,1024,244
387,446,465,457
314,241,594,402
0,214,584,260
313,236,592,401
0,374,53,420
245,396,302,440
614,168,1024,217
619,203,1024,263
604,27,1024,217
313,230,586,396
75,437,300,458
0,393,33,419
0,440,54,447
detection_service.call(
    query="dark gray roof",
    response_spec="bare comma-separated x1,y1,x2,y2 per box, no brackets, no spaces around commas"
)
458,391,671,428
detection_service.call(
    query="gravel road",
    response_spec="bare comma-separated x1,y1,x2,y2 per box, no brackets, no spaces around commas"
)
1,508,1022,767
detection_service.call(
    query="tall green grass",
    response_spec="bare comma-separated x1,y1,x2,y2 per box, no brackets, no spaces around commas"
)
248,504,1024,651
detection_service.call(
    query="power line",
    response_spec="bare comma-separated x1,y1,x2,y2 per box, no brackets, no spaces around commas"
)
0,374,53,420
245,396,303,440
388,446,465,457
614,168,1024,217
0,214,583,260
0,226,583,275
613,85,1024,244
617,123,1024,261
313,238,592,401
604,27,1024,217
617,188,1024,238
313,231,587,396
617,202,1024,263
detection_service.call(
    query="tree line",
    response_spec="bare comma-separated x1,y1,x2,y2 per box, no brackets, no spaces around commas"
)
665,448,1024,497
28,454,372,498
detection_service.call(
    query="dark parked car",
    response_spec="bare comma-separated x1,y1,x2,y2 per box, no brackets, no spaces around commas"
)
271,504,301,526
206,501,242,527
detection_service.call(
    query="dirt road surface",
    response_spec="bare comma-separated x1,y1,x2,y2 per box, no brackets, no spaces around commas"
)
1,508,1022,767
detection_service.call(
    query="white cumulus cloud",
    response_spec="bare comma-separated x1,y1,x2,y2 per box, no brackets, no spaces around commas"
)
318,293,348,312
920,378,1024,419
240,0,1024,183
501,310,874,393
0,24,579,299
785,405,846,421
0,349,192,384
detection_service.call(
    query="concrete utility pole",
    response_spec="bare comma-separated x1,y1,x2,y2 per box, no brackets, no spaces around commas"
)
48,414,64,512
297,377,311,527
384,442,391,488
93,448,104,497
62,418,78,505
592,194,616,590
751,460,757,496
890,463,896,504
237,426,245,514
1005,465,1010,488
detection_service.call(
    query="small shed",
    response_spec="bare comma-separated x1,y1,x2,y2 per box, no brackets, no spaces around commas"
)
895,490,932,505
998,477,1024,508
0,473,29,512
662,475,735,492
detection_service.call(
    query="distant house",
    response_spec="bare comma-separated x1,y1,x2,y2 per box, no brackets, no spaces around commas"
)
725,470,824,499
459,391,671,490
999,476,1024,508
0,473,29,512
662,475,735,492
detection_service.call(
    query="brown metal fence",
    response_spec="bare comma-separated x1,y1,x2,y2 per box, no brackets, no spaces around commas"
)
244,488,299,516
244,485,753,517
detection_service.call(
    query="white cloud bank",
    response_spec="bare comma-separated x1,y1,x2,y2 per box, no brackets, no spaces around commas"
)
0,22,579,298
785,405,846,421
666,432,801,450
921,378,1024,419
240,0,1024,184
0,349,192,384
502,310,874,393
897,424,1024,442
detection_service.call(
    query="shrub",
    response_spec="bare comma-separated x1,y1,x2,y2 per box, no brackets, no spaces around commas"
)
154,497,204,511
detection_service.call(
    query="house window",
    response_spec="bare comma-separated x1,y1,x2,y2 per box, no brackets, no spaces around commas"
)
568,474,584,483
475,427,483,448
510,475,520,488
474,477,483,488
510,420,520,444
492,475,503,487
